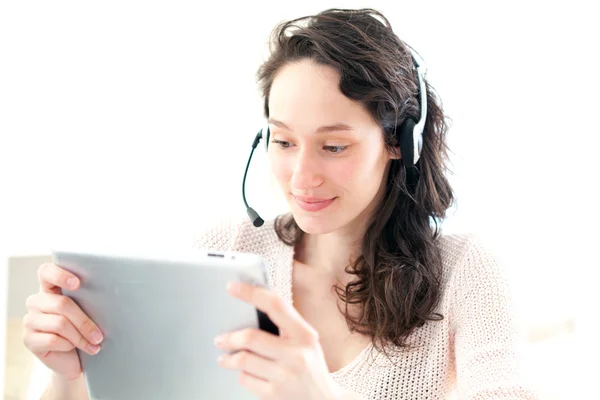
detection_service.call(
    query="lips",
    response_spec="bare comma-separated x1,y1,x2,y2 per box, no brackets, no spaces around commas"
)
293,195,336,212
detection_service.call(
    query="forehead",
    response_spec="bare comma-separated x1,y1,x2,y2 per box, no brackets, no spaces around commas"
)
268,59,373,127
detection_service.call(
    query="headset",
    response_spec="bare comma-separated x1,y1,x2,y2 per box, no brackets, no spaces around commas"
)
242,48,428,227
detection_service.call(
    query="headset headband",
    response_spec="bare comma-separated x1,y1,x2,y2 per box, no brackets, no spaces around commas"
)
409,49,427,165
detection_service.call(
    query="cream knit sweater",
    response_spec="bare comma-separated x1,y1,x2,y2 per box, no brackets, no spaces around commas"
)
192,216,539,400
26,215,539,400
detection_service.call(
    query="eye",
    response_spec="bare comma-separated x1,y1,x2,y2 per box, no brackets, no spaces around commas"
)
323,145,348,154
271,140,292,149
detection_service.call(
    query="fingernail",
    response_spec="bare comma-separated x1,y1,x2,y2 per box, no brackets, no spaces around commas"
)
87,344,100,355
214,336,224,346
90,330,103,344
67,278,78,289
227,282,241,294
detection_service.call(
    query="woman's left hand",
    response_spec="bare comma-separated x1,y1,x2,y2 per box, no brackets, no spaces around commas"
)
214,281,343,400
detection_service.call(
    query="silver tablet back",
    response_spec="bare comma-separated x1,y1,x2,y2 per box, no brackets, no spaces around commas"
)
54,248,272,400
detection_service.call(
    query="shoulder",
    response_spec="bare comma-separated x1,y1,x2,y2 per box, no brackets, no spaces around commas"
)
434,231,515,306
190,214,287,254
435,231,502,279
190,216,246,252
190,214,294,297
438,232,503,283
435,231,478,271
436,231,518,321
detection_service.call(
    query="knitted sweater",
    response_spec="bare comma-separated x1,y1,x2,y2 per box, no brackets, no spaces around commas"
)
192,216,538,400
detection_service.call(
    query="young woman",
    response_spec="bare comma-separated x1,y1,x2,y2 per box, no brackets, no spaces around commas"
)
23,8,538,399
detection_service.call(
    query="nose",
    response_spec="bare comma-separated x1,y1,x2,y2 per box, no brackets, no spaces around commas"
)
290,148,323,191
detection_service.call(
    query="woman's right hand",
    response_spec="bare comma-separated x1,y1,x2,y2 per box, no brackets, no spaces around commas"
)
22,262,104,381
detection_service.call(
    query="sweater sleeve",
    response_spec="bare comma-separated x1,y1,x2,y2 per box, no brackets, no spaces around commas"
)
449,235,539,399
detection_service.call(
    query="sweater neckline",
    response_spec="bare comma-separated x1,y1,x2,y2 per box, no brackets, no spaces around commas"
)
281,237,373,377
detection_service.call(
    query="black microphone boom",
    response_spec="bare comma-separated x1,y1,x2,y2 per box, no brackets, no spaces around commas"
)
242,129,265,227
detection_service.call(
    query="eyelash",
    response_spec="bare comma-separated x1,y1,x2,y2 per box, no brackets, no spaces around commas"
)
271,140,348,154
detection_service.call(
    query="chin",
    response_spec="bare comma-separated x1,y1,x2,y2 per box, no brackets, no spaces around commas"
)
289,207,346,235
292,215,335,235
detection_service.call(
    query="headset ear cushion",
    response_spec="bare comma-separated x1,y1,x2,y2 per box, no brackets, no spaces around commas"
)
398,118,416,168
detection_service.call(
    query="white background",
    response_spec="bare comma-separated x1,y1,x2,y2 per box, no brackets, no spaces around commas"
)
1,1,598,397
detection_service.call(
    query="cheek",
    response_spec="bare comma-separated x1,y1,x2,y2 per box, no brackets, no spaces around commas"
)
269,152,292,183
332,153,381,187
330,161,355,184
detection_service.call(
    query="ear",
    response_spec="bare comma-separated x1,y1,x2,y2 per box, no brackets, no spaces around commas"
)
389,145,402,160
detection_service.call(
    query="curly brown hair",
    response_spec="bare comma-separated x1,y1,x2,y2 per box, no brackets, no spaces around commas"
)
256,8,456,354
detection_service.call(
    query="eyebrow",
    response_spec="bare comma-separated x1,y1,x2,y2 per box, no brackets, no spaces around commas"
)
268,118,354,134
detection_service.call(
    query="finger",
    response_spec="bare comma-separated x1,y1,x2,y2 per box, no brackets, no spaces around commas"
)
218,350,275,381
227,282,317,342
25,292,103,345
215,328,284,360
23,312,101,356
38,263,80,293
23,330,75,355
238,370,272,398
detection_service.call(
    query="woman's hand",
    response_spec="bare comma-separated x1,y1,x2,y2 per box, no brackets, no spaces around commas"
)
214,281,343,400
22,262,104,381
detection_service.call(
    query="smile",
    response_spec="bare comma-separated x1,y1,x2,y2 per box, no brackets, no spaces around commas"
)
293,196,337,212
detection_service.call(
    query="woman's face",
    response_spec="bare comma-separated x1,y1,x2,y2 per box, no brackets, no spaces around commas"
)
267,59,398,235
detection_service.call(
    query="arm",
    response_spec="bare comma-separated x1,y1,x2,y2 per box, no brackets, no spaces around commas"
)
40,372,89,400
450,235,539,399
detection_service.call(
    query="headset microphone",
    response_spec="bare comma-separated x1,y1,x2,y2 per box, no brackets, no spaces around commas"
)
242,129,265,227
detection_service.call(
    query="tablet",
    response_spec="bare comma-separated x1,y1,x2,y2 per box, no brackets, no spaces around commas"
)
53,246,279,400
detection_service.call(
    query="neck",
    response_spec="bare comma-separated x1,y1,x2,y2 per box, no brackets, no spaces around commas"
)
294,214,370,281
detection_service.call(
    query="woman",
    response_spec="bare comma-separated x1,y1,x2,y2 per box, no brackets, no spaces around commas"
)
23,8,538,399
